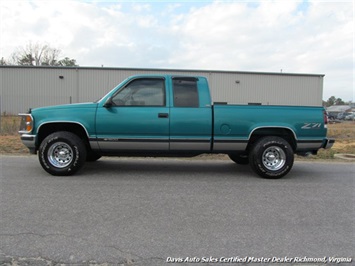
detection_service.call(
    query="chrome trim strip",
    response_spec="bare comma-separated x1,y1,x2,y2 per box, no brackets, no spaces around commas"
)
96,138,168,142
37,121,90,138
18,113,33,116
248,126,298,140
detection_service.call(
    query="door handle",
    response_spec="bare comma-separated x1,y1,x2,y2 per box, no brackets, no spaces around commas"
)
158,113,169,118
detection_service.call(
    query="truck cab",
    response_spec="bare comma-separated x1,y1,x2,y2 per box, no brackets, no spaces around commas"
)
96,75,212,153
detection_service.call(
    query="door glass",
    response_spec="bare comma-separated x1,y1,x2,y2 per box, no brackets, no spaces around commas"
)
173,78,199,107
112,78,165,106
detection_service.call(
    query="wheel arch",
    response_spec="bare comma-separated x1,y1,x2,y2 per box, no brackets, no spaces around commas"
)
247,127,297,151
37,122,90,149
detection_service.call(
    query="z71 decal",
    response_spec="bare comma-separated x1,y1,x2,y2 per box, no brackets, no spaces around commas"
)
301,123,322,129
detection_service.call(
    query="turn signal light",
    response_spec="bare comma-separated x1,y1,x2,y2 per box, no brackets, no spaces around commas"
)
26,116,33,132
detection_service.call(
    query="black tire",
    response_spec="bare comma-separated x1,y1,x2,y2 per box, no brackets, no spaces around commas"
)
86,150,102,162
228,154,249,165
38,131,87,176
249,136,294,179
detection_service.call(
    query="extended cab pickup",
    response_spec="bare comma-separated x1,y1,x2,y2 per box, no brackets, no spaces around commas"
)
19,75,334,178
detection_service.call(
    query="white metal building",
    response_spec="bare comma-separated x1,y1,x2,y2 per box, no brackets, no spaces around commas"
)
0,66,324,114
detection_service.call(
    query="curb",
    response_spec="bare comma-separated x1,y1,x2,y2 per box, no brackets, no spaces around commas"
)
334,154,355,161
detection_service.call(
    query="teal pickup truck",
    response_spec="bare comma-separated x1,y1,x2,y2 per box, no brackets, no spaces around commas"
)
19,75,334,178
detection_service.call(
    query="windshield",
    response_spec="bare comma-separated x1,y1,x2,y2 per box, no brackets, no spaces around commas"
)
94,77,131,103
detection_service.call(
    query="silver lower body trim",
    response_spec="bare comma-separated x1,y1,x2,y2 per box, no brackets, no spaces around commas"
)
96,139,168,151
213,140,248,151
170,138,211,151
20,134,36,149
296,140,323,150
93,138,211,151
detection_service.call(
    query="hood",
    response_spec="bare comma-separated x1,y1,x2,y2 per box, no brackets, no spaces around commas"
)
31,102,98,113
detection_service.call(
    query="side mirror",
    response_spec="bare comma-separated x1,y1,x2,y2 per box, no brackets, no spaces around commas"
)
103,97,113,108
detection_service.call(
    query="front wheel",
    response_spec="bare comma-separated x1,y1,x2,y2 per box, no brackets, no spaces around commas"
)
39,131,87,176
249,136,294,179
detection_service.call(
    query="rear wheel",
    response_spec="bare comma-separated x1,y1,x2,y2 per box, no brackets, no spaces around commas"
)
39,131,87,176
249,136,294,179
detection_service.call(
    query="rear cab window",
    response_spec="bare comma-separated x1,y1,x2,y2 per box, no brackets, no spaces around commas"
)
172,77,199,107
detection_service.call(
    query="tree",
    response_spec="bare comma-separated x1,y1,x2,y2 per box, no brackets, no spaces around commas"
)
7,42,78,66
335,98,345,105
18,53,35,66
0,57,7,65
326,96,336,107
57,57,77,67
325,96,346,107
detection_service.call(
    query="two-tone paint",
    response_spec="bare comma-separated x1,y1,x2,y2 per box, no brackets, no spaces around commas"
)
19,75,334,157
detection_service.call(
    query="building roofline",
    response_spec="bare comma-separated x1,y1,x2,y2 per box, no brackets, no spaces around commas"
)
0,65,325,77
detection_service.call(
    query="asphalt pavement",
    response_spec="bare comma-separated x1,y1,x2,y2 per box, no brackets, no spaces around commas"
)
0,155,354,266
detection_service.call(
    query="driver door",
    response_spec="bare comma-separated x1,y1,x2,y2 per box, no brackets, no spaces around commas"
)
95,77,170,152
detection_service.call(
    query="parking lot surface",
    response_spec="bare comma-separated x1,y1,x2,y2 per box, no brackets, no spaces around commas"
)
0,156,354,265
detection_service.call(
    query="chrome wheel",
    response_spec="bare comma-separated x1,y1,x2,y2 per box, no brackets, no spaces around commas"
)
249,136,294,179
39,132,87,176
48,142,73,168
262,146,286,171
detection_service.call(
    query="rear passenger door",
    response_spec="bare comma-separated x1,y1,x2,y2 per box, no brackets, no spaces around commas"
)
169,77,212,151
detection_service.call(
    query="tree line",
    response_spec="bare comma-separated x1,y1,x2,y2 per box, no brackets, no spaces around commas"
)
0,42,78,67
323,96,351,107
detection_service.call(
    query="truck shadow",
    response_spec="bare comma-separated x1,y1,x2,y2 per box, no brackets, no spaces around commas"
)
79,158,323,181
81,157,255,179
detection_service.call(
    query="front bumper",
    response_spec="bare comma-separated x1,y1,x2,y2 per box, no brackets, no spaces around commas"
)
321,138,335,149
20,134,37,154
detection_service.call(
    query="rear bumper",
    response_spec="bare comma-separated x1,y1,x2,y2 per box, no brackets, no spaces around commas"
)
321,138,335,149
296,138,335,156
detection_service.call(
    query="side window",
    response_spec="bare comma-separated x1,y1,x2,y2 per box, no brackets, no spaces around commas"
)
173,78,199,107
112,78,165,106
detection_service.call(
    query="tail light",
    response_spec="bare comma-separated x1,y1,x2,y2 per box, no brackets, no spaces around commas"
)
323,110,328,127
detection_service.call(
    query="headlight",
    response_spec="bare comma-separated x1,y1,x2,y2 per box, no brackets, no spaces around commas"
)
19,114,33,134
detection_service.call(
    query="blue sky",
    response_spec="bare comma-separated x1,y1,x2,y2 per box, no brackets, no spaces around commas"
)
0,0,354,101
